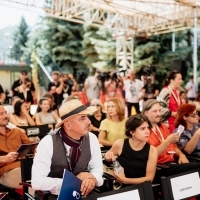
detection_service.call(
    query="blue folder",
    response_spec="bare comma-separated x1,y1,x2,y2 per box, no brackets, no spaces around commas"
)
58,169,82,200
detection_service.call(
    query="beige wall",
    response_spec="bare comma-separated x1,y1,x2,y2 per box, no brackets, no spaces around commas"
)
0,70,11,91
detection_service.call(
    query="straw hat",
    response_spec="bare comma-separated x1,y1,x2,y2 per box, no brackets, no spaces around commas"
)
56,99,97,128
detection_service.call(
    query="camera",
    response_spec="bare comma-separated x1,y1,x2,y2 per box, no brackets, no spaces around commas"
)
142,66,155,77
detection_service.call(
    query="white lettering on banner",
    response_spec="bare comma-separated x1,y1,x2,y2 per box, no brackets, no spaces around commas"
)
97,189,140,200
170,172,200,200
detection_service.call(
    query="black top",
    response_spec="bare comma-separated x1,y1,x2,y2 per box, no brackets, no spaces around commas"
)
48,82,59,108
118,138,150,178
56,80,73,106
143,83,160,101
0,84,4,94
88,112,106,137
11,79,35,92
13,89,34,104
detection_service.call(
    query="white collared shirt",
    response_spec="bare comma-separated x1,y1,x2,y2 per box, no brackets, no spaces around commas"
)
31,132,103,195
185,81,198,98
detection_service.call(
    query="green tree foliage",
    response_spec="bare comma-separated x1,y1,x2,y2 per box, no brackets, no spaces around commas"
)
10,16,30,61
81,26,100,70
81,26,116,71
134,30,192,83
22,20,49,65
43,17,86,73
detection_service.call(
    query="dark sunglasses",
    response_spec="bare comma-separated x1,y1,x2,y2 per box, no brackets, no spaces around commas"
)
91,104,101,107
185,111,199,118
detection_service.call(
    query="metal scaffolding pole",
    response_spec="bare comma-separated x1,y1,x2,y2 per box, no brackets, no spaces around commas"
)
116,35,133,70
193,8,197,83
172,32,175,52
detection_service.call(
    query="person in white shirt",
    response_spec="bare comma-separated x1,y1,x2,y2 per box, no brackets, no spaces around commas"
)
84,71,101,104
185,76,198,101
31,99,103,199
124,70,144,117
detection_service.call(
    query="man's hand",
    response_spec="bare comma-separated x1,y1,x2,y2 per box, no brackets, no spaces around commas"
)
178,154,189,164
2,152,18,163
76,172,95,181
166,133,179,145
80,178,96,196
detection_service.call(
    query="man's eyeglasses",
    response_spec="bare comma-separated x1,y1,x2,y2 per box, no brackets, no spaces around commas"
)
91,104,101,107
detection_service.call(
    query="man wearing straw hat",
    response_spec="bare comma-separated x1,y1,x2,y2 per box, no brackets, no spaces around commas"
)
32,99,103,198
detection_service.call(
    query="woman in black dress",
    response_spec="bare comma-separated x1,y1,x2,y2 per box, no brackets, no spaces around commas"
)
88,99,106,137
105,114,157,184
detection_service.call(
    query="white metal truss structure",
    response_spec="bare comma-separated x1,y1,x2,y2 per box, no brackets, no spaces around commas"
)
1,0,200,70
116,36,133,70
1,0,200,36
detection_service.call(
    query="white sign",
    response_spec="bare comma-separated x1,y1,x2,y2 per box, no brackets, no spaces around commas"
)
170,172,200,200
97,189,140,200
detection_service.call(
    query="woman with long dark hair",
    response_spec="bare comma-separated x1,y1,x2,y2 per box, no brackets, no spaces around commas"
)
158,70,182,132
9,100,35,126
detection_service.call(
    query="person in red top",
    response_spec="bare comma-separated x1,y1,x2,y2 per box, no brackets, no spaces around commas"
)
157,70,182,133
142,99,200,177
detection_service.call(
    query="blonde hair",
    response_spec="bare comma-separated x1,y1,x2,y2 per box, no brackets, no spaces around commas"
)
107,97,125,121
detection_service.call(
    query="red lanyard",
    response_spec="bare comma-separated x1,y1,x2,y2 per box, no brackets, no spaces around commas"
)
151,125,165,142
168,86,181,106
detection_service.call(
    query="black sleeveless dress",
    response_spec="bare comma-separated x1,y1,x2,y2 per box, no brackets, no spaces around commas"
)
117,138,150,178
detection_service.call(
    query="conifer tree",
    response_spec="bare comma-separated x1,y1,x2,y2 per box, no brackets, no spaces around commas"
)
10,16,30,61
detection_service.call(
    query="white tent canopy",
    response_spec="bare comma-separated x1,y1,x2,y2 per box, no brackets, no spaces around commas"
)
1,0,200,35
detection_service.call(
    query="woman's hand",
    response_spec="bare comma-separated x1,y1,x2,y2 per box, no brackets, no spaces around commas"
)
114,167,127,184
21,103,28,114
104,151,116,162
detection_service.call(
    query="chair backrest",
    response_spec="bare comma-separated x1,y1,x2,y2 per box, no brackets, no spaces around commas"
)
161,169,200,200
17,124,50,139
82,181,154,200
4,105,14,114
20,158,33,182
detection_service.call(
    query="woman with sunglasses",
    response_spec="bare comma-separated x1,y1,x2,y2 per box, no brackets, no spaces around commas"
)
173,104,200,158
98,97,126,147
13,78,34,107
88,99,106,137
105,114,157,185
158,70,182,132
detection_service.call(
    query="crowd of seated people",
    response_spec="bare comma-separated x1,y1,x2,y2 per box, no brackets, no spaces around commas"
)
2,68,200,200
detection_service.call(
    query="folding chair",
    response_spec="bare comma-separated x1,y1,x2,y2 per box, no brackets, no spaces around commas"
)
18,124,50,140
20,158,52,200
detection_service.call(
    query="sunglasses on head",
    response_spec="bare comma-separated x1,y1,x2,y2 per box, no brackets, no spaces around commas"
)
91,104,101,107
